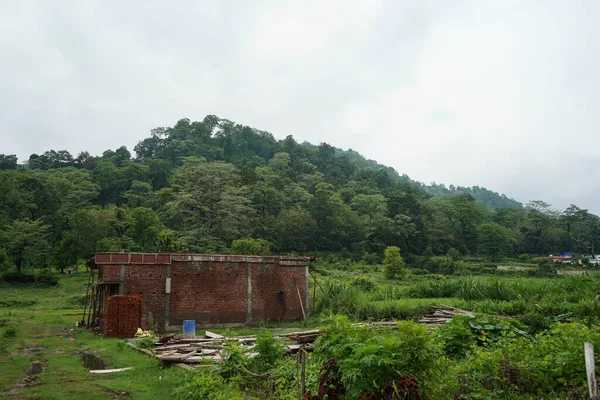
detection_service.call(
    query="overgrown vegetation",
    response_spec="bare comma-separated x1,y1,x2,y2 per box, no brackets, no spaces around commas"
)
4,254,600,398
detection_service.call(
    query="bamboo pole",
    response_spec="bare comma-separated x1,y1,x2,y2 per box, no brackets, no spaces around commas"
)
80,264,94,326
295,281,306,320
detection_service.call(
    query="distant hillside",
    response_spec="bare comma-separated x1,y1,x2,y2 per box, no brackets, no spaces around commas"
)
3,114,588,263
334,148,522,210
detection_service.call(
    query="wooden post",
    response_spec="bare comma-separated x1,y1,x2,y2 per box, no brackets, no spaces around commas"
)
312,272,317,310
296,281,306,320
300,346,306,399
585,342,598,399
80,266,93,326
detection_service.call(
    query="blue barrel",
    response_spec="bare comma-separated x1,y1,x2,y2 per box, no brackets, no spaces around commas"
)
182,320,196,336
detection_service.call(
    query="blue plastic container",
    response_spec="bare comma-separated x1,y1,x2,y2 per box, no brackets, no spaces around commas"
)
182,320,196,336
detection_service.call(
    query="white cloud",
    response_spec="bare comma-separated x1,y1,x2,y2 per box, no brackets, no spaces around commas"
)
0,0,599,213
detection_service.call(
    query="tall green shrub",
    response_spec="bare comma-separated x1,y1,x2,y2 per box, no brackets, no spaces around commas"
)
383,246,405,279
230,238,270,255
313,316,443,398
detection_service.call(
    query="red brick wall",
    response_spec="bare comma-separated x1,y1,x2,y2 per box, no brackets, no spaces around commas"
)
122,263,167,330
100,265,122,282
96,253,309,330
104,295,142,337
169,261,248,325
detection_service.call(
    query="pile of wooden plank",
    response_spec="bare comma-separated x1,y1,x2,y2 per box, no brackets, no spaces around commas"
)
419,305,475,329
128,330,311,368
128,307,475,369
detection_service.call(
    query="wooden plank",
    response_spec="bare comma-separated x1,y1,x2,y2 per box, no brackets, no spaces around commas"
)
156,350,180,360
154,344,193,352
282,329,320,337
178,338,223,343
125,342,155,357
205,331,225,339
184,355,222,363
175,363,197,371
90,367,134,374
585,342,598,399
159,351,197,362
180,350,198,361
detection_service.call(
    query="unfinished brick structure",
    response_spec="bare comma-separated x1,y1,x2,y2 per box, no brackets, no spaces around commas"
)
104,295,142,337
93,253,311,331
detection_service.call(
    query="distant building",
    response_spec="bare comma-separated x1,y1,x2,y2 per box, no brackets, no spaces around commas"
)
546,255,573,264
585,255,600,265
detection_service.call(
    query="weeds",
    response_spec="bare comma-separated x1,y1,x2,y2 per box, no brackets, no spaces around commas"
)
2,326,16,338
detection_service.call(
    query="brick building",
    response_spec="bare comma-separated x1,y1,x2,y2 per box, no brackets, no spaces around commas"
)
92,252,311,331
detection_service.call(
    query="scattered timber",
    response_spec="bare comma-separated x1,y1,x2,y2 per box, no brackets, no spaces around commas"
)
131,306,474,369
419,306,475,329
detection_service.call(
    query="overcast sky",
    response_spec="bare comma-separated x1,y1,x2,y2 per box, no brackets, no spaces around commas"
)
1,0,599,213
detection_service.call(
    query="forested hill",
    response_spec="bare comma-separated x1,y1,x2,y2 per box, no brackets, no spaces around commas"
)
333,148,521,210
0,115,598,272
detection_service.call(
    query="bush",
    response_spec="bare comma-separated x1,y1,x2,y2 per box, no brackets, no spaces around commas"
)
435,316,475,359
219,342,248,380
0,299,36,307
137,336,156,349
250,331,285,373
361,252,381,265
537,259,556,275
383,246,405,279
2,327,16,338
230,238,270,255
1,272,35,284
518,254,533,263
447,248,462,261
423,256,457,275
36,271,59,286
350,276,377,292
174,373,244,400
313,316,443,398
314,280,362,316
519,312,550,334
443,322,600,398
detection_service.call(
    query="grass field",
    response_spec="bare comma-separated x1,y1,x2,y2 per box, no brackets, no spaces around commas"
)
0,273,193,399
0,272,318,399
3,263,600,399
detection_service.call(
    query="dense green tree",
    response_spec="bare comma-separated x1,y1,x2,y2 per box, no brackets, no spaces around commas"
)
0,218,50,272
524,201,560,254
122,181,154,208
0,154,18,170
477,222,515,261
274,206,316,252
129,207,163,251
156,228,187,252
2,114,598,268
163,162,255,252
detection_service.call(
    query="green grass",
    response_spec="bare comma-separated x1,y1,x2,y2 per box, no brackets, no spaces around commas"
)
0,272,193,399
0,272,322,399
313,266,600,322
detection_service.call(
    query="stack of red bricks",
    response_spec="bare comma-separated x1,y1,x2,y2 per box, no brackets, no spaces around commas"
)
104,295,142,338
